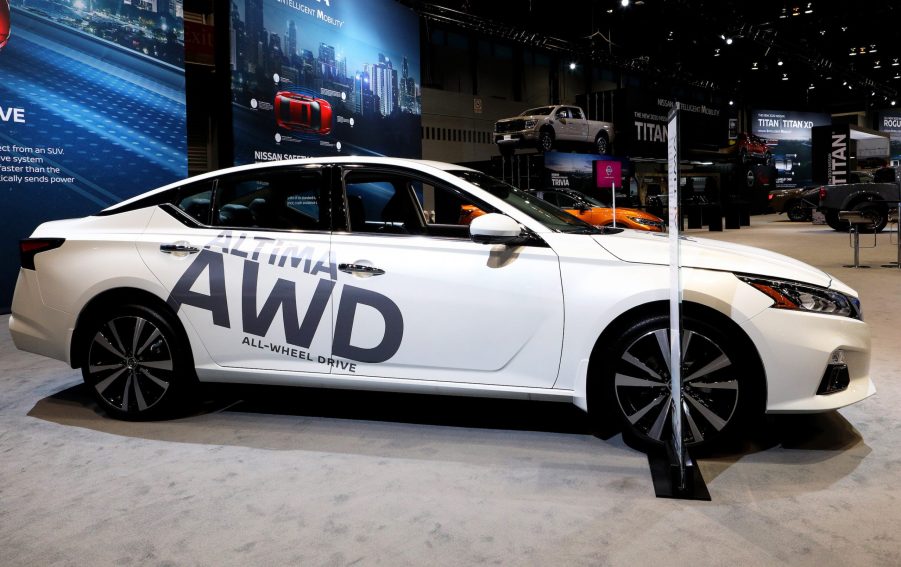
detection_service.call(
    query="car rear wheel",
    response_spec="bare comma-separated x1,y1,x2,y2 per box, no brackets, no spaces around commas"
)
595,134,609,155
602,313,759,451
81,304,195,420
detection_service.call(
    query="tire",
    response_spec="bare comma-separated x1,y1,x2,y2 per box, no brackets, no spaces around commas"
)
824,210,848,231
537,129,554,153
852,202,888,233
595,133,610,155
80,304,196,420
739,148,749,165
600,312,761,451
785,200,809,222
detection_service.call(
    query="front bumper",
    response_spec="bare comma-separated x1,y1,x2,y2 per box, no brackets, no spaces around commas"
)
741,306,874,413
495,129,539,147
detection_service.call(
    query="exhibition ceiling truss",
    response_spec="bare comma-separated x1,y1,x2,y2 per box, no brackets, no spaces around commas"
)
402,0,899,108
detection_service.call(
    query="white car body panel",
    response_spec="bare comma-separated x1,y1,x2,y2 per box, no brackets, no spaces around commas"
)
9,157,875,424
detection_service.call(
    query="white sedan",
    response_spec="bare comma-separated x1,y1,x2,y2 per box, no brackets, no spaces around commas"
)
9,158,874,450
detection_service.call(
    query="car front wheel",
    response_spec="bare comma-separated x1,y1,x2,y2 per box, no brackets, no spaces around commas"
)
601,313,759,451
81,304,195,420
538,130,554,153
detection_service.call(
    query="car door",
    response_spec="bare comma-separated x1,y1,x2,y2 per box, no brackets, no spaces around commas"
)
137,165,336,373
327,165,564,387
554,107,578,142
568,107,590,142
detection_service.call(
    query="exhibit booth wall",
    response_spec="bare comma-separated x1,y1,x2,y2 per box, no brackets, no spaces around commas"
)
0,1,189,313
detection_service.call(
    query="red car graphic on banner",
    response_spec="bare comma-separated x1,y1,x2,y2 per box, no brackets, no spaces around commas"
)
0,0,11,53
274,91,332,135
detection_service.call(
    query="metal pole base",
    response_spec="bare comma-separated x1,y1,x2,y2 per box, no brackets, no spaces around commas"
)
881,263,900,268
648,440,711,501
842,265,871,269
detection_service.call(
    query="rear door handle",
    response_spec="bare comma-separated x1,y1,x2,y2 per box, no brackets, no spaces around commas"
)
338,263,385,276
160,243,200,255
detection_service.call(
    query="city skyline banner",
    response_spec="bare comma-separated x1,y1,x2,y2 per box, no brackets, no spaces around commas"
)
0,0,188,310
230,0,422,163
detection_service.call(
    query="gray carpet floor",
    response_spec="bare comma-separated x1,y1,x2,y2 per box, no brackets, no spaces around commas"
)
2,214,900,566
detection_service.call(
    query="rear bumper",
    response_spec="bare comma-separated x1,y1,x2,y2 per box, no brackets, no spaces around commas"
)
9,269,75,366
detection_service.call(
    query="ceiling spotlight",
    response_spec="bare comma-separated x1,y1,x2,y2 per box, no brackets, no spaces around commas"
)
804,3,813,13
728,100,734,106
751,62,759,70
782,73,789,81
779,7,787,18
892,58,899,66
841,26,848,32
870,45,877,53
621,0,629,6
874,61,881,69
842,80,848,85
791,6,800,16
714,48,721,57
777,59,784,66
569,62,577,70
892,101,897,106
808,83,815,89
726,37,733,45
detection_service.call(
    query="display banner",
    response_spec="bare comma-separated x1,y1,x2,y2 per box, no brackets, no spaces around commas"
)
878,109,901,162
543,151,624,204
606,88,727,159
812,124,849,185
230,0,422,164
751,109,831,188
0,1,188,310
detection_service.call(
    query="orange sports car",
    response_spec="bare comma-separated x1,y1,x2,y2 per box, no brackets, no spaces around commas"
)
533,188,665,231
459,188,665,232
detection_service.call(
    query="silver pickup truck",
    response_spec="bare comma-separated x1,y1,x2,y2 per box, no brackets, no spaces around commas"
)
494,105,615,156
814,166,900,233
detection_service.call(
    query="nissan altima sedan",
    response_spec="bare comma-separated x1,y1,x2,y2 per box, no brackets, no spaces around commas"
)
9,158,874,450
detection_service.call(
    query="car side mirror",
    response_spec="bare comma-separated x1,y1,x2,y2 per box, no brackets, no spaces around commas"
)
470,213,524,245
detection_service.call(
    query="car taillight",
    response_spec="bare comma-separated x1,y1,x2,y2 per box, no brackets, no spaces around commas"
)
818,187,826,202
20,238,65,270
768,193,774,200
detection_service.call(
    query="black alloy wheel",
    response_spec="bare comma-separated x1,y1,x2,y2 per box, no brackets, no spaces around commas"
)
852,202,888,233
596,134,609,155
538,130,554,153
82,305,194,419
786,200,810,222
603,314,759,451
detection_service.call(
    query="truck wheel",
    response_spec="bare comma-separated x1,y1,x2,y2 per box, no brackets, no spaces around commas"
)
853,202,888,233
786,200,809,222
595,133,610,155
538,130,554,153
824,210,848,231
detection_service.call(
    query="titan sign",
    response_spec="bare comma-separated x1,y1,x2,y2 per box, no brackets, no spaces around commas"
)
230,0,422,164
0,1,187,311
751,109,831,188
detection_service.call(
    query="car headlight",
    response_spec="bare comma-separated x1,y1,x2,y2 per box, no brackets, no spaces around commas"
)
626,216,663,228
737,275,862,320
524,119,537,129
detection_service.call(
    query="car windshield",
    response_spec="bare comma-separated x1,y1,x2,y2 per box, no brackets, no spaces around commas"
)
519,106,554,117
579,193,609,207
448,171,602,234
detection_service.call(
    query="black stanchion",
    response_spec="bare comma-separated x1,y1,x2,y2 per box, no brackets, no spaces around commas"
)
685,205,703,229
705,205,723,231
648,440,711,501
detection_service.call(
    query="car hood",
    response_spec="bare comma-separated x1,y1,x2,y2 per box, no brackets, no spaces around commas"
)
594,230,834,288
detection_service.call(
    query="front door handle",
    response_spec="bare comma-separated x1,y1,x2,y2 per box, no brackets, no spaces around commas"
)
338,263,385,276
160,243,200,255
